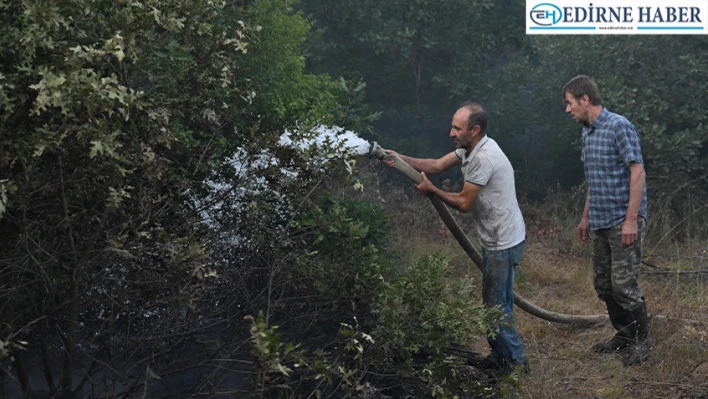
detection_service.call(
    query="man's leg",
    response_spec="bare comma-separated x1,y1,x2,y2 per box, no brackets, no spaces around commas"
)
481,240,527,367
591,228,634,353
592,227,614,300
608,219,650,365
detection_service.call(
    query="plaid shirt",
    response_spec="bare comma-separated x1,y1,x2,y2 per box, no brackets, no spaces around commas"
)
581,108,648,230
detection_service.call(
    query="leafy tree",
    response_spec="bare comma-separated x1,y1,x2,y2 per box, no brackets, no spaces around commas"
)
300,0,525,149
0,0,372,397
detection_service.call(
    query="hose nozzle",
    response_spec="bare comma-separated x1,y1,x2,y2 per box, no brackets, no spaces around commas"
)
368,141,386,160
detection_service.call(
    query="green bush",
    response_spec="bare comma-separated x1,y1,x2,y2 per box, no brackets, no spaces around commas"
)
372,253,504,395
292,192,392,313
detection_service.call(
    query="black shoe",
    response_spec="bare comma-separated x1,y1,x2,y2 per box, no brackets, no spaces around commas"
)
623,300,651,366
623,339,652,366
592,335,633,354
594,296,635,354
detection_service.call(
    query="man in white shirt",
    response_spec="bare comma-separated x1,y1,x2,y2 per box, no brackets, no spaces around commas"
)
382,102,528,373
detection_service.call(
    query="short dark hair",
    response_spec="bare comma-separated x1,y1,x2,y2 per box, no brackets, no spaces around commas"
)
459,101,488,135
562,75,602,105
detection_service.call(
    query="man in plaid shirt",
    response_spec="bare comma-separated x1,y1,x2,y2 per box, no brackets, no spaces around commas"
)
563,75,650,366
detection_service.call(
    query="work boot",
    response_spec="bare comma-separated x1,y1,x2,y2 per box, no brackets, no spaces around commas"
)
592,296,634,354
623,300,651,366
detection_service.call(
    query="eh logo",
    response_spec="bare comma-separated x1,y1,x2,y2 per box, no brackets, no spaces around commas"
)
531,3,563,26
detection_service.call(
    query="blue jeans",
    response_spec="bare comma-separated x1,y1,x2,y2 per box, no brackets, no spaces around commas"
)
482,240,526,364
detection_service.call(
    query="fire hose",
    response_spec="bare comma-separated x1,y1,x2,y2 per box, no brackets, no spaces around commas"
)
368,142,608,327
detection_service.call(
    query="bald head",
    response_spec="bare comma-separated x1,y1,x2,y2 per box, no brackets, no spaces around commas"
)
458,101,488,135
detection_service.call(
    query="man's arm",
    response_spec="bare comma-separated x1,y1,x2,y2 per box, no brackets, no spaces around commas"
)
416,173,481,213
576,190,591,244
383,151,460,175
622,162,646,245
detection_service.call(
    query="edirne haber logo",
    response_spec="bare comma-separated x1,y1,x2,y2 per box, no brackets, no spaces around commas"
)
526,0,708,34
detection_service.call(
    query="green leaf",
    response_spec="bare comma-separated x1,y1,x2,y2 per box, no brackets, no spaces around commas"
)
89,140,104,158
33,143,46,158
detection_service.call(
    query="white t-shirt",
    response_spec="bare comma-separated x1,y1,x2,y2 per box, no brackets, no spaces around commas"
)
455,136,525,251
